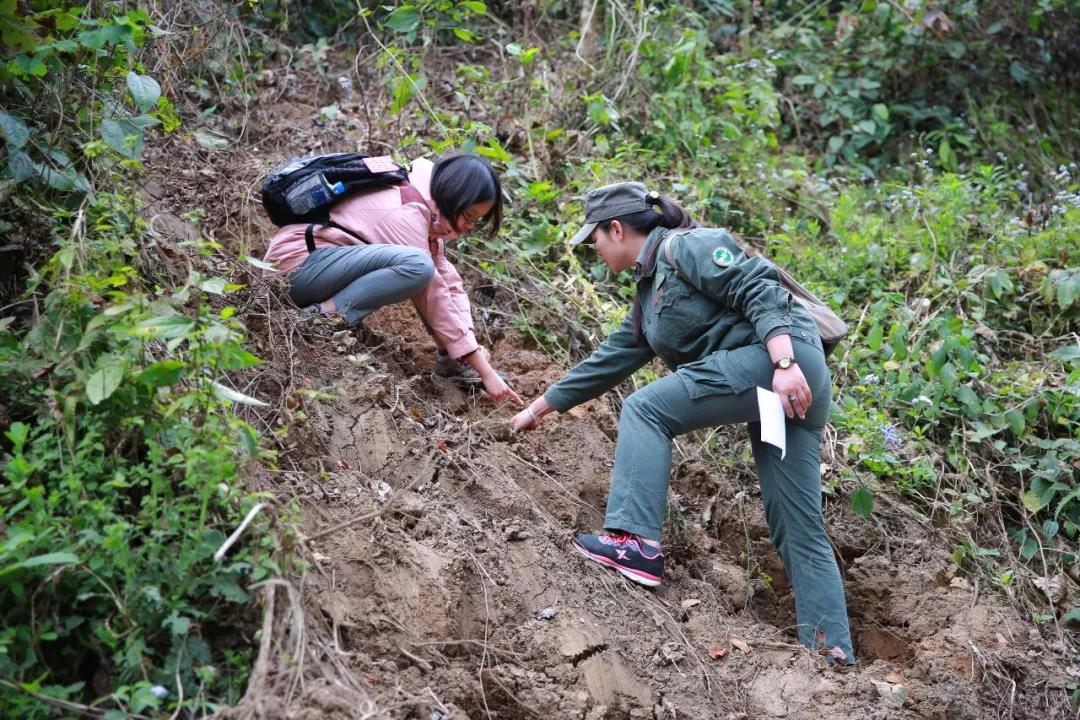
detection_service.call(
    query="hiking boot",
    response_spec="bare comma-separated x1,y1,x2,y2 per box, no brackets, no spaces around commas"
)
296,304,345,336
432,354,485,388
572,532,665,587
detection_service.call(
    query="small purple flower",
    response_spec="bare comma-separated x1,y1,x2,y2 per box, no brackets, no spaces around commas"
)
881,424,902,451
150,685,169,699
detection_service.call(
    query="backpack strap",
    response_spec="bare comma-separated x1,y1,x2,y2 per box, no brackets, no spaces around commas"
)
305,220,369,252
662,229,692,279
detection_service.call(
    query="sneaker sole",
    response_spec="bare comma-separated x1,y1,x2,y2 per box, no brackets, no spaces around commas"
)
571,539,662,587
430,372,485,387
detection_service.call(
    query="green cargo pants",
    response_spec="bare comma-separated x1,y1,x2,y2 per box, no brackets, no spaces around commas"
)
604,334,854,661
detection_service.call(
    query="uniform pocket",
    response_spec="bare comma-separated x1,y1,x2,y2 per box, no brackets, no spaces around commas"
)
653,281,717,342
676,349,755,400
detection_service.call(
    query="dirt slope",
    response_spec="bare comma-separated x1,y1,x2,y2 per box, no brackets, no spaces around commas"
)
234,302,1062,719
137,70,1070,719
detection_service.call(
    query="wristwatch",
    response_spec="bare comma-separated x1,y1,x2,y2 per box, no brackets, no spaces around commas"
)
773,355,796,370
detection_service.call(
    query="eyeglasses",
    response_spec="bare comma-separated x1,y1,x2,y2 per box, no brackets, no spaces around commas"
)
461,210,488,227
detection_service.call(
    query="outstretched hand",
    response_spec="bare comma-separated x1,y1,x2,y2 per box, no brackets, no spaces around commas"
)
512,407,541,432
482,372,523,407
512,397,552,432
462,345,523,407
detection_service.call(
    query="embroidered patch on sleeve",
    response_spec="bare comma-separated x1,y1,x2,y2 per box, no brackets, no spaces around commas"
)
712,245,735,267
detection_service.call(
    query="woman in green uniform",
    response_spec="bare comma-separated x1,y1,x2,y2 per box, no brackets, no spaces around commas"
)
511,181,854,663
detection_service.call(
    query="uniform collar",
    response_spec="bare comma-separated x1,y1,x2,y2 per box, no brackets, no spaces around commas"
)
633,226,670,283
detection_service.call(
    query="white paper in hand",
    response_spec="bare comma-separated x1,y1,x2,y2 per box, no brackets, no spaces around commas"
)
756,387,786,460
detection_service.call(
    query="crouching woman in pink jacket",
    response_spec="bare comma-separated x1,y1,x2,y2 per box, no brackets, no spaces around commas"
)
262,153,520,406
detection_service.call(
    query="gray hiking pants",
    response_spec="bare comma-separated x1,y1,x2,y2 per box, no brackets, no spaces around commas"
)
606,335,855,661
289,244,434,326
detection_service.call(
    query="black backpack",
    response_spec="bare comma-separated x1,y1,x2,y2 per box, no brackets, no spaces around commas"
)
261,153,410,251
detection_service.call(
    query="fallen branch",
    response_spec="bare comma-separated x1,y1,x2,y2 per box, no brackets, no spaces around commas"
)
214,502,265,561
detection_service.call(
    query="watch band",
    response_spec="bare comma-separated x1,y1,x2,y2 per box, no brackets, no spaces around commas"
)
774,355,796,370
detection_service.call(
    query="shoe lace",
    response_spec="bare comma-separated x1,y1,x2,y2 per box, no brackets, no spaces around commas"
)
600,533,637,547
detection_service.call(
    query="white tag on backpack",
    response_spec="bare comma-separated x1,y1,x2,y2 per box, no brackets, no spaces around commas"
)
363,156,397,173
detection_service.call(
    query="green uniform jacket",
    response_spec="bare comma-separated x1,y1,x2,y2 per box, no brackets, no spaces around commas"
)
544,226,822,412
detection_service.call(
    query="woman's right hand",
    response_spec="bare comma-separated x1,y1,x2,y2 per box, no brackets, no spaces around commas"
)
481,371,523,407
512,397,552,433
462,346,523,407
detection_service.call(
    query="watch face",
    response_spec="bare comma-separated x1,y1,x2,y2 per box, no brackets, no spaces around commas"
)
778,356,791,369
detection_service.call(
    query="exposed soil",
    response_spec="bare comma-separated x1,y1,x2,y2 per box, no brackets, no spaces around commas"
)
241,306,1064,720
139,54,1073,720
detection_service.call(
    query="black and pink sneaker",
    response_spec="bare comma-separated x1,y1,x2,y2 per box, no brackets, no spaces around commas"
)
571,532,665,587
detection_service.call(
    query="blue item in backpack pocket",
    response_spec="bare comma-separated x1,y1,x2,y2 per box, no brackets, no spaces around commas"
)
285,173,345,216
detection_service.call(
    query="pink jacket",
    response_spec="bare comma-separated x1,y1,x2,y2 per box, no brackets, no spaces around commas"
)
262,158,479,358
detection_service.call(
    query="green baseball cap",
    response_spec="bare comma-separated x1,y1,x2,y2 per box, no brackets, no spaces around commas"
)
569,181,659,245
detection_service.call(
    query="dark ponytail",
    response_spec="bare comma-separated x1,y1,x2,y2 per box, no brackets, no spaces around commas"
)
597,194,695,235
622,193,696,348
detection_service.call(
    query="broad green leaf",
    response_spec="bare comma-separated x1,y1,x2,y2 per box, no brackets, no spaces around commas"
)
857,119,876,135
0,552,79,580
134,315,194,339
506,42,522,55
126,72,161,112
137,361,185,387
1049,344,1080,363
866,323,883,351
1006,410,1026,435
164,612,191,636
851,486,874,519
214,344,261,370
87,361,124,405
129,114,160,129
385,6,421,32
827,135,844,153
871,103,889,121
459,1,486,13
791,74,815,86
78,25,129,50
211,381,268,407
954,384,980,409
0,111,29,149
1020,489,1049,513
193,128,230,150
245,255,276,271
1062,607,1080,625
7,150,36,182
210,575,250,602
100,118,143,159
1009,61,1030,84
1043,519,1060,540
200,276,228,295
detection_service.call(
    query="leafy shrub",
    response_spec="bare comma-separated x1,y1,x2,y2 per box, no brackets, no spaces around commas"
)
1,3,280,716
769,160,1079,611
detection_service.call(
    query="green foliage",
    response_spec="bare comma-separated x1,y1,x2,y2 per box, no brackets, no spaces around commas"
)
773,161,1080,580
0,192,280,717
1,3,282,716
764,0,1080,176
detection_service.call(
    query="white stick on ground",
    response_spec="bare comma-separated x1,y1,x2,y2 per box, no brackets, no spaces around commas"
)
214,502,265,562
